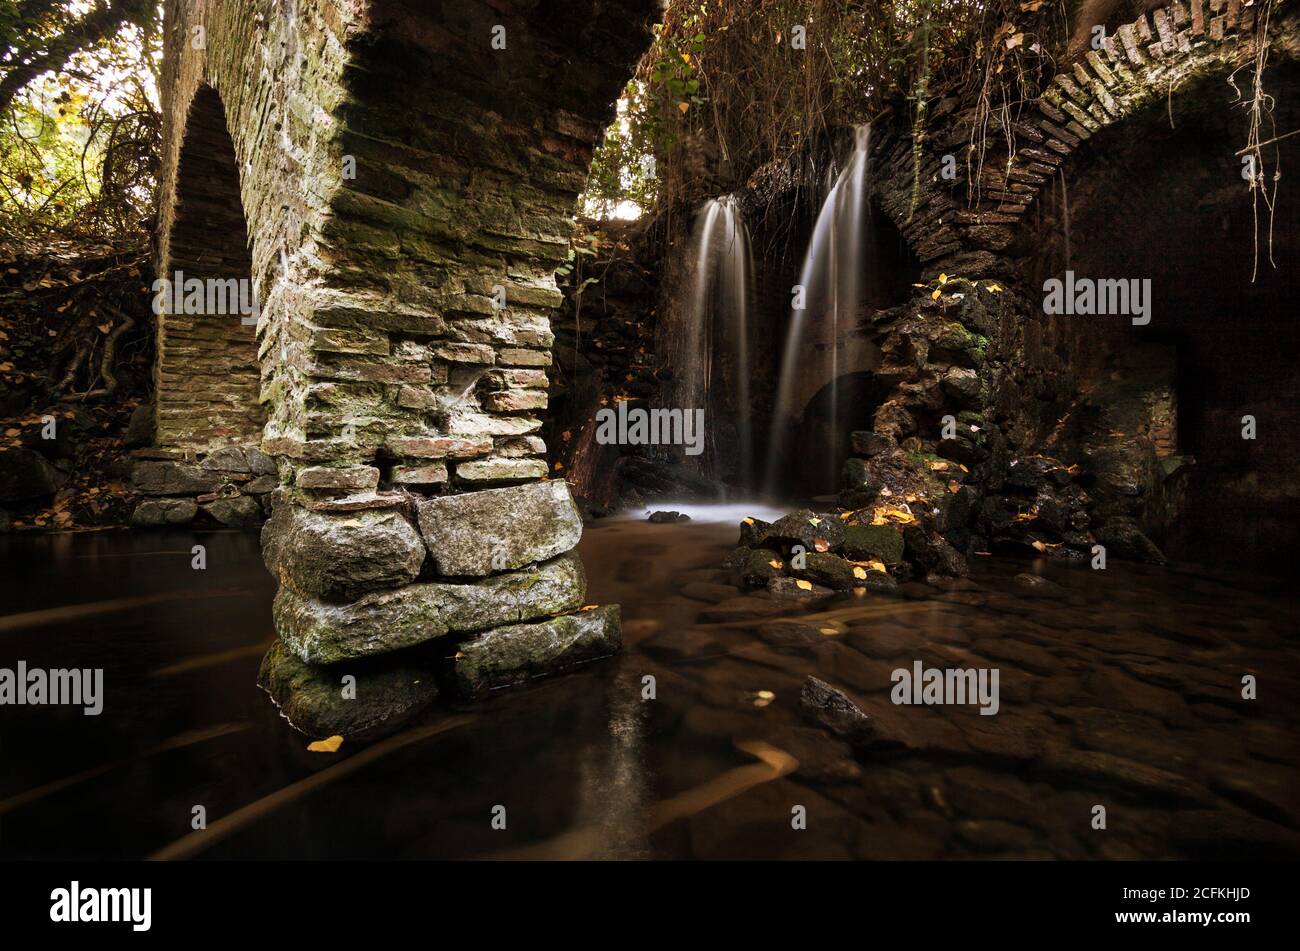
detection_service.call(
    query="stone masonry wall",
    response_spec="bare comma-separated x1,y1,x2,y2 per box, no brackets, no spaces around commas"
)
153,0,656,717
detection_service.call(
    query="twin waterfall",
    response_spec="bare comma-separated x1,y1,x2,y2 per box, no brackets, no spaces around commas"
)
669,124,873,499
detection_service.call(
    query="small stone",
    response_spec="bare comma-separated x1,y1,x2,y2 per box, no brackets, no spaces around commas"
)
799,676,873,743
455,457,548,481
295,465,380,491
452,604,621,698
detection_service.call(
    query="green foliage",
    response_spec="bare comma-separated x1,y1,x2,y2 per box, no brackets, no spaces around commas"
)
581,0,1069,218
1,2,160,241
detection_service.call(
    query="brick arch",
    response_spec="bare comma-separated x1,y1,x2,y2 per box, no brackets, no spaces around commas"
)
868,0,1300,281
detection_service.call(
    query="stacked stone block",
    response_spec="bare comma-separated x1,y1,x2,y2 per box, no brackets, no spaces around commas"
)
155,0,653,721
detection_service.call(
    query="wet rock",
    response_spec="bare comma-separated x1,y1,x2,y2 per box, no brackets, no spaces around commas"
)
740,547,784,586
274,551,587,664
767,576,834,600
262,504,425,602
841,458,882,502
416,479,582,576
839,524,904,565
761,509,846,551
258,641,437,740
857,568,901,596
203,495,264,528
131,497,198,526
737,516,770,547
1013,572,1063,596
799,676,873,744
130,460,225,496
1096,516,1167,565
0,446,65,502
648,510,691,523
452,604,621,697
903,525,968,577
123,404,155,448
850,430,893,457
792,551,856,591
1038,748,1213,806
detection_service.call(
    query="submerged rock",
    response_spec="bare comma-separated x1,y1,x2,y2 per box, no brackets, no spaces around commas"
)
258,641,438,740
416,479,582,576
767,576,834,600
799,676,873,744
262,504,425,601
274,551,587,664
452,604,621,697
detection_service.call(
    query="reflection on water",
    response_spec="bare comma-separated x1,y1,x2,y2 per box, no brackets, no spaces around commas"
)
1,517,1298,860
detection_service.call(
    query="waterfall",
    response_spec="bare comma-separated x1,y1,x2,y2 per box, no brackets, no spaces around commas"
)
675,194,755,484
765,124,873,496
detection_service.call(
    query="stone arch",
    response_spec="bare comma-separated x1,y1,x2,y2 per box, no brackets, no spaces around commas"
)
869,0,1300,279
152,0,656,698
154,83,263,449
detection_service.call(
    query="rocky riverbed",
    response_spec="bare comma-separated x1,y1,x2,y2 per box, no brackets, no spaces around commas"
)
2,508,1296,859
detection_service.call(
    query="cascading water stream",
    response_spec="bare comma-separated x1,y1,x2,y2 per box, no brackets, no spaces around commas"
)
674,194,755,485
765,124,873,497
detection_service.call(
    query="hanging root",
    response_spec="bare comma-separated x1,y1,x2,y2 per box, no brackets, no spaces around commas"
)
1230,0,1281,282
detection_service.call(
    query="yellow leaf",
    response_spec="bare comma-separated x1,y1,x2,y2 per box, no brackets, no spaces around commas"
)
853,566,867,580
818,627,838,636
931,288,941,300
678,101,690,114
580,604,598,611
308,735,344,753
768,559,783,569
938,273,948,284
795,579,813,590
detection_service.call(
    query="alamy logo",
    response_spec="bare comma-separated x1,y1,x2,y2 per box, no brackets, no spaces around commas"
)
151,270,260,325
891,661,999,716
50,882,151,931
1043,270,1151,326
0,662,103,715
595,402,705,457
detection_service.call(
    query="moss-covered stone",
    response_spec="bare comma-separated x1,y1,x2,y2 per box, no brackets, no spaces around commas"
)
452,604,621,697
273,551,587,664
257,641,438,740
839,524,905,566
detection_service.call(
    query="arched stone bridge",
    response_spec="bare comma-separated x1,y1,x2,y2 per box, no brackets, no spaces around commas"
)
145,0,656,693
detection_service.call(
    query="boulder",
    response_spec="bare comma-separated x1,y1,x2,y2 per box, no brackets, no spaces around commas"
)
416,479,582,576
203,495,265,528
451,604,621,697
262,504,426,602
740,547,784,586
839,524,905,565
0,446,64,502
792,551,856,591
131,497,198,526
257,641,438,740
130,460,226,496
737,516,770,547
273,551,587,664
761,509,846,551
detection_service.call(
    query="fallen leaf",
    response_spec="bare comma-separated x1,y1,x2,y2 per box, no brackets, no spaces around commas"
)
308,735,344,753
795,579,813,590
